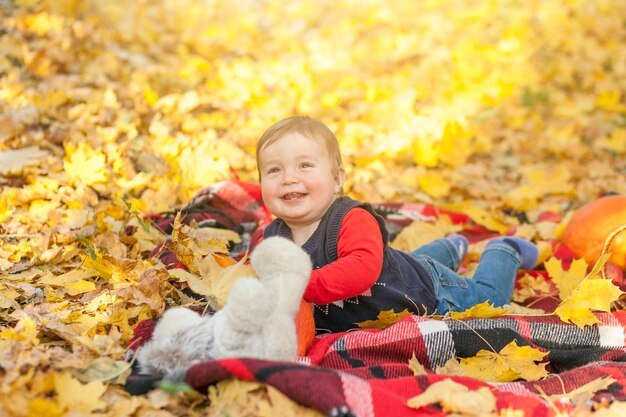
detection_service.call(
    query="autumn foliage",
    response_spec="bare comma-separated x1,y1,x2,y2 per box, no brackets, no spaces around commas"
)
1,0,626,416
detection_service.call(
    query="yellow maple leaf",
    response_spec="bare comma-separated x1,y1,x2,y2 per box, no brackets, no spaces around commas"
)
555,278,624,328
63,142,109,186
407,379,496,415
438,119,474,168
449,301,508,319
356,308,411,330
55,372,107,413
437,340,548,382
544,257,588,300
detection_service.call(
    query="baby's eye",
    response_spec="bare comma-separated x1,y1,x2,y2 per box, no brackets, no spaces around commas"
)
300,162,314,168
266,167,280,175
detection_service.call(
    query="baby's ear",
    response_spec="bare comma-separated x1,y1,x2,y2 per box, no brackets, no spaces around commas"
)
334,167,345,194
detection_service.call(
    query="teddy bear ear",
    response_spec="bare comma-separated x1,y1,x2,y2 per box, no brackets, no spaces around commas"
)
250,237,312,278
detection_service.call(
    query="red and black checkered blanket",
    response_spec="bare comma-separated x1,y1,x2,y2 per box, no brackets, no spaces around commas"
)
127,180,626,416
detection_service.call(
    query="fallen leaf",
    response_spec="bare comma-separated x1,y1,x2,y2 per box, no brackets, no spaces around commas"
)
170,256,256,309
445,204,512,235
407,378,496,416
63,142,109,186
548,376,616,402
207,379,324,417
55,372,107,412
356,308,411,330
555,278,624,328
0,146,49,176
512,273,552,304
418,172,451,199
408,352,427,376
0,195,13,224
545,257,588,300
437,340,549,382
0,315,40,346
0,114,24,143
390,216,458,252
73,357,132,384
450,300,508,319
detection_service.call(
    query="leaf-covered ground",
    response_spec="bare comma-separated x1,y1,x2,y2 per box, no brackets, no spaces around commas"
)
1,0,626,415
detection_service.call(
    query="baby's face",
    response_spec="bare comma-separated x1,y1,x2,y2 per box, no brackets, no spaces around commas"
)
259,133,343,232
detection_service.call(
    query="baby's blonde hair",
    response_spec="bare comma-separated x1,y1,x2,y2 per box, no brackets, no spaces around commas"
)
256,116,344,179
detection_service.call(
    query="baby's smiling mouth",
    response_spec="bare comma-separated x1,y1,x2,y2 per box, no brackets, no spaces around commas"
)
282,192,306,201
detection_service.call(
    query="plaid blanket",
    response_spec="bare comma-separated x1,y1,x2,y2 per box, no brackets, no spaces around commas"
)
146,180,273,262
128,180,626,416
181,312,626,417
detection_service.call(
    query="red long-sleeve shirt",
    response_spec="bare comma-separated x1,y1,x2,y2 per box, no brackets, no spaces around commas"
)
303,208,384,304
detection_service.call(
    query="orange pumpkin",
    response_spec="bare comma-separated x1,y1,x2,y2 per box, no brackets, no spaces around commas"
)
562,195,626,270
295,300,316,356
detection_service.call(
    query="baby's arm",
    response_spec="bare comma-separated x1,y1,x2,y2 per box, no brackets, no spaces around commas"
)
304,208,384,304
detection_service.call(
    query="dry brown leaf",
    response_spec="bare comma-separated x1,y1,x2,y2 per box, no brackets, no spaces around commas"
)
0,146,49,176
407,379,496,416
408,352,428,376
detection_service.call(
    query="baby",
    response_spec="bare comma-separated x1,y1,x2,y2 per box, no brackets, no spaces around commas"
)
256,116,537,333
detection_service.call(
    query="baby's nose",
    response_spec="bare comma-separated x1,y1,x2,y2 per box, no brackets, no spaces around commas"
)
282,168,299,183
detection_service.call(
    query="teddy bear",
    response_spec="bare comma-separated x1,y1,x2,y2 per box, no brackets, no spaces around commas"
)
135,236,312,379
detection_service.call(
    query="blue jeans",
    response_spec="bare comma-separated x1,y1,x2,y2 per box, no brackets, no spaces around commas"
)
408,239,521,315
